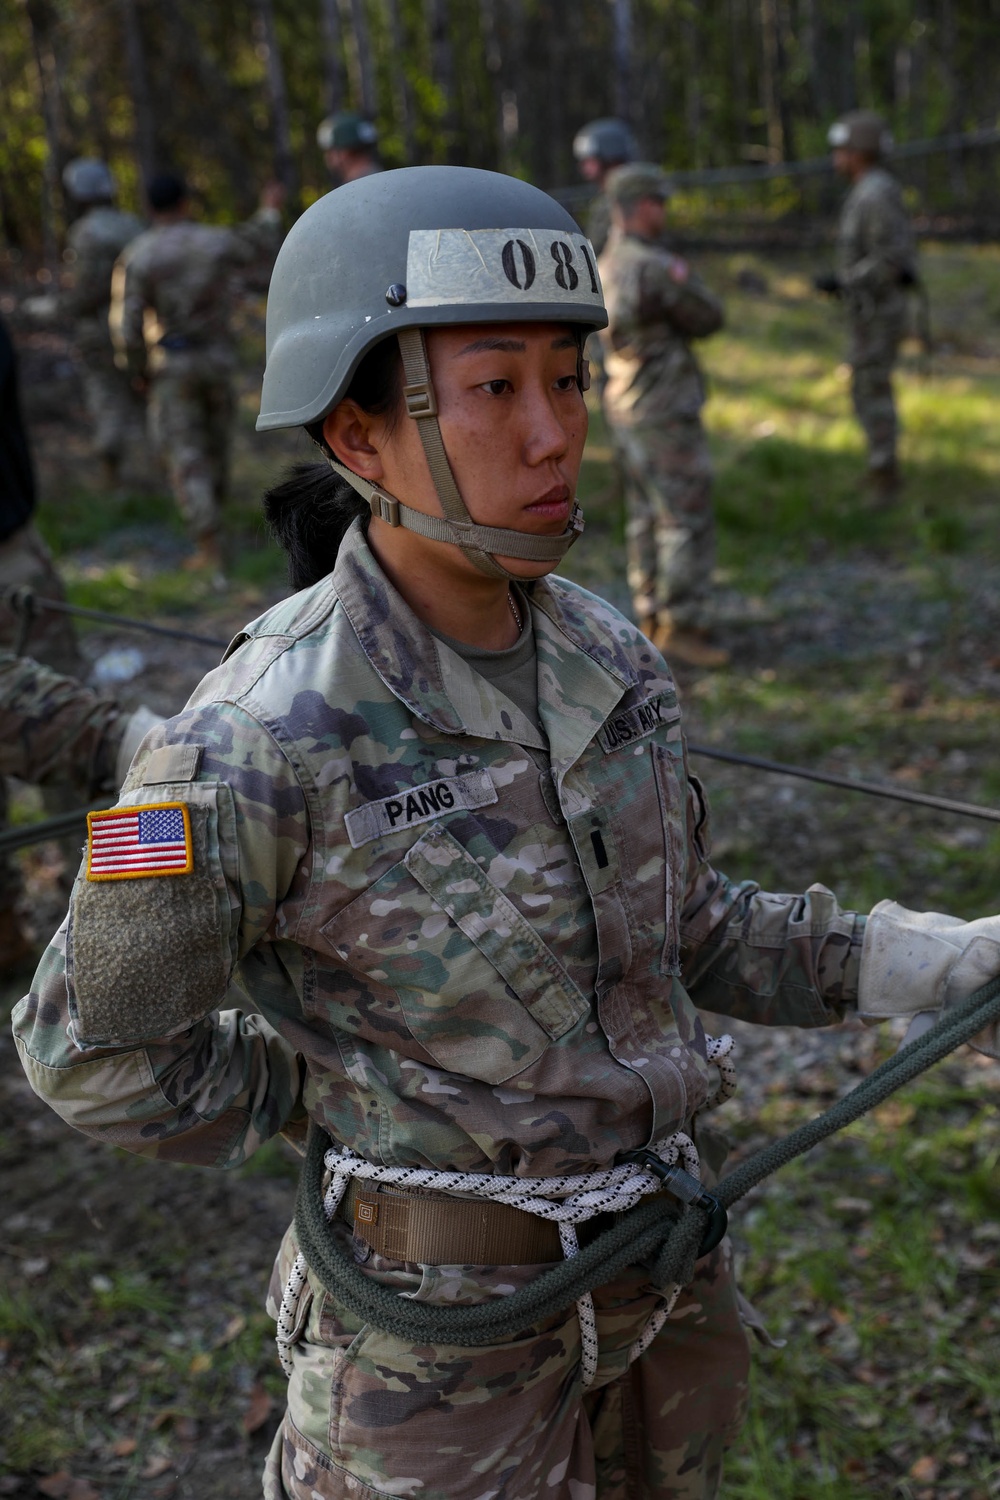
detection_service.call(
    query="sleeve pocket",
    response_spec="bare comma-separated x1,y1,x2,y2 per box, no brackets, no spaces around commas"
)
67,780,238,1047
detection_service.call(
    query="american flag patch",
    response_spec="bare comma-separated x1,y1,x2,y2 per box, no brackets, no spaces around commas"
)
86,802,193,882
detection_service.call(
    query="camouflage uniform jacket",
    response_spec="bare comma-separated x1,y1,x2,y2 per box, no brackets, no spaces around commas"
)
837,167,917,309
109,207,283,378
62,205,144,356
598,230,724,426
13,521,863,1178
0,650,124,793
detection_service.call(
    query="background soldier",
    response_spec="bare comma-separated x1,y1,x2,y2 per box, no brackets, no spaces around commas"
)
0,311,87,965
815,109,917,498
316,111,381,185
598,163,727,669
60,158,145,491
109,172,284,575
572,116,639,255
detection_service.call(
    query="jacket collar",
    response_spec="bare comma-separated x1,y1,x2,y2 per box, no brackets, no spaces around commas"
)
333,520,639,777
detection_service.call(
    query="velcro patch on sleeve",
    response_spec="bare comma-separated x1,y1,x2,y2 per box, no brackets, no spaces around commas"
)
344,768,498,849
86,801,193,881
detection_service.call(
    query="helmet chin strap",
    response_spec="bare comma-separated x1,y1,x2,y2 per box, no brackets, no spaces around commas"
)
325,327,585,582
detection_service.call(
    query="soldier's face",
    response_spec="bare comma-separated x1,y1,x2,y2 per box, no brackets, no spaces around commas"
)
325,321,588,580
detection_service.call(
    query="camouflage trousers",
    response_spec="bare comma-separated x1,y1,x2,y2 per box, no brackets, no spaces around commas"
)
612,418,715,632
150,365,234,540
847,294,907,472
77,343,145,468
0,523,84,904
263,1222,749,1500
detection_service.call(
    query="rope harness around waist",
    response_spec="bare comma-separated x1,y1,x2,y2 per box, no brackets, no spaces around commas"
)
287,981,1000,1382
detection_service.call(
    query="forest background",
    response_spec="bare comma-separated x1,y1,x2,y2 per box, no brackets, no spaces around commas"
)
6,0,1000,263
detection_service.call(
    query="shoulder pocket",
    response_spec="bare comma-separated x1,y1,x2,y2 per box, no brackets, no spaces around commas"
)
67,780,238,1048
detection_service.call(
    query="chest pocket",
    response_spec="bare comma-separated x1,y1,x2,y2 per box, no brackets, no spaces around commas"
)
319,825,589,1086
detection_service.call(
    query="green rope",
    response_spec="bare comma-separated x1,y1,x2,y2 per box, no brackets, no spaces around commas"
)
294,977,1000,1346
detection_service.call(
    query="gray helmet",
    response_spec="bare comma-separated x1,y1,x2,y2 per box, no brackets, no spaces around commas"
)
828,110,892,157
317,111,379,152
606,162,673,207
572,117,638,166
258,166,607,580
62,158,116,204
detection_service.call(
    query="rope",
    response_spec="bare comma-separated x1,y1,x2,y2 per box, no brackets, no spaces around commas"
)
291,976,1000,1356
2,588,229,651
278,1127,705,1384
687,743,1000,825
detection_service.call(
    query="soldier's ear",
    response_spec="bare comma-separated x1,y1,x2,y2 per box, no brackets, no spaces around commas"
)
322,401,385,481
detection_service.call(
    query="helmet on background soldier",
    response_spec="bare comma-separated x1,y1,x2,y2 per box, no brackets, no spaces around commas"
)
604,162,674,209
62,158,116,205
257,166,607,579
827,110,893,159
316,111,379,153
572,118,639,169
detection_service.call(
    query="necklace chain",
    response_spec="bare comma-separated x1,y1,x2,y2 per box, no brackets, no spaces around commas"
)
507,588,523,634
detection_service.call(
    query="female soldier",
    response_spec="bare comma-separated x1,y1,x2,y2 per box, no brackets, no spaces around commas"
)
13,168,998,1500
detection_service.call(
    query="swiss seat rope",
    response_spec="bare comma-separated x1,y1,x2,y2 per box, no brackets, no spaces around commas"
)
293,976,1000,1347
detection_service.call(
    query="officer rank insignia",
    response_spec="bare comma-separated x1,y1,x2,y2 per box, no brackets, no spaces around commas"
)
86,802,193,881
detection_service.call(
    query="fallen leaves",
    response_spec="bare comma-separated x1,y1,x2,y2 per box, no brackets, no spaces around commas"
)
243,1380,274,1435
37,1476,100,1500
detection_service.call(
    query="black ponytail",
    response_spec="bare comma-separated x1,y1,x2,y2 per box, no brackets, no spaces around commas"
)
262,336,403,591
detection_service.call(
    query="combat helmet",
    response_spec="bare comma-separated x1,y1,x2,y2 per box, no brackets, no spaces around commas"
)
572,118,639,167
828,110,893,158
62,158,116,204
257,165,607,580
316,111,379,152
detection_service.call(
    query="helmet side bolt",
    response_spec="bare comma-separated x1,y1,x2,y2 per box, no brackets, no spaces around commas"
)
385,283,407,307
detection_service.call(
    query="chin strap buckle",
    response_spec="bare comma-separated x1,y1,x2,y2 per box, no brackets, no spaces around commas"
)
626,1149,729,1258
368,490,401,527
403,380,438,419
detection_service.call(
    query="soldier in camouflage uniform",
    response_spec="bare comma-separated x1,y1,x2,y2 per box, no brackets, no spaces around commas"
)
61,159,145,490
109,172,284,573
573,118,639,256
815,111,917,497
14,168,998,1500
0,650,160,794
598,164,727,670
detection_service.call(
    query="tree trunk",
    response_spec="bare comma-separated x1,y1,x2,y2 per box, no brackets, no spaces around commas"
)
386,0,417,163
25,0,67,265
319,0,346,115
477,0,505,168
758,0,784,162
253,0,298,205
426,0,458,160
610,0,632,123
339,0,376,117
119,0,157,183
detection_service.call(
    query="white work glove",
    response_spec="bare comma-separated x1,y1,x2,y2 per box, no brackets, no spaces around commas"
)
114,705,164,788
859,900,1000,1060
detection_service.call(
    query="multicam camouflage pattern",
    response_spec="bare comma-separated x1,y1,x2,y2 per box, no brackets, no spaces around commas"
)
109,208,282,535
0,650,125,791
148,365,234,539
836,167,916,473
261,1219,748,1500
597,231,723,628
15,520,863,1495
63,205,146,467
0,522,85,905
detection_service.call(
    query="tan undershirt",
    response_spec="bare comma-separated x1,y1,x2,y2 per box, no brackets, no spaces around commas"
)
430,587,542,734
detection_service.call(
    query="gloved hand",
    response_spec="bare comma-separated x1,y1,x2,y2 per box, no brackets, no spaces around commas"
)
114,705,165,788
859,901,1000,1060
813,272,842,296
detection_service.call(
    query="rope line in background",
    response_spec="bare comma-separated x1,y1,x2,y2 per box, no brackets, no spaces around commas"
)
3,590,997,854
